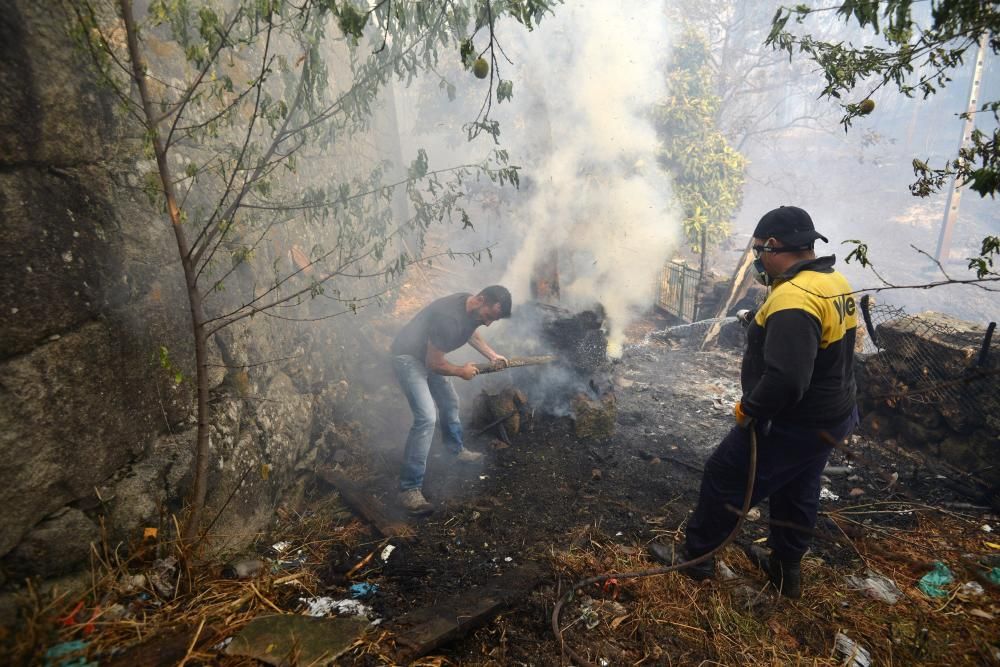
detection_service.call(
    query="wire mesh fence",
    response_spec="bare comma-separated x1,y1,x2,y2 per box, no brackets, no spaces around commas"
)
857,295,999,433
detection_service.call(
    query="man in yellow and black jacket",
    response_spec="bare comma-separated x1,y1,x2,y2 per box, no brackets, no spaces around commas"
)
651,206,859,598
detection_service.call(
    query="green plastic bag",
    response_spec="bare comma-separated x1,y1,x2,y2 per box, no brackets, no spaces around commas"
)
917,561,954,598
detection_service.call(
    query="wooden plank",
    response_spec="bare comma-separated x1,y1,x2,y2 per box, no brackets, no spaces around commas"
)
316,469,414,539
391,562,544,661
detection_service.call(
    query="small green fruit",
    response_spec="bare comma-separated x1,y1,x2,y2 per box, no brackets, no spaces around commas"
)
859,98,875,115
473,57,489,79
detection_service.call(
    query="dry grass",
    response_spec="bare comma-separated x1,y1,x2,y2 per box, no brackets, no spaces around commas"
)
13,490,998,666
548,507,1000,666
10,494,381,666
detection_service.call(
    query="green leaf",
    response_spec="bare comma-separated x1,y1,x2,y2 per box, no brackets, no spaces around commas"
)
336,3,369,41
497,79,513,103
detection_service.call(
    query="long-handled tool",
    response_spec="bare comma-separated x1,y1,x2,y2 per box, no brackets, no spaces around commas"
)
473,354,557,374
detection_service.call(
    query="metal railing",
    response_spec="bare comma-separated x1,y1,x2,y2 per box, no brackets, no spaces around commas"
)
657,261,702,322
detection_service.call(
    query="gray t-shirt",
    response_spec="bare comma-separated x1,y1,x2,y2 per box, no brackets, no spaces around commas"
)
391,293,481,360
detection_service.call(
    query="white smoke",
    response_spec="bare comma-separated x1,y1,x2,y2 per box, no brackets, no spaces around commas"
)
499,0,680,355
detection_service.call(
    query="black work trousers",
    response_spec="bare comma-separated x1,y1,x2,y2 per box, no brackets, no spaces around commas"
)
685,408,857,563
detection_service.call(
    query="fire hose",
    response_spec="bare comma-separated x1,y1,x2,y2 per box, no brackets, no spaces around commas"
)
550,425,760,667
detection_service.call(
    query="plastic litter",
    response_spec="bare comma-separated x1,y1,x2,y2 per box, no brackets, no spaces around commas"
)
958,581,984,597
299,596,376,621
147,557,178,597
820,487,840,501
917,561,954,598
380,544,396,562
834,632,871,667
349,582,378,599
213,637,234,651
44,640,95,667
718,560,738,581
223,559,264,579
982,524,993,533
989,568,1000,585
844,570,902,604
272,549,307,572
579,603,599,630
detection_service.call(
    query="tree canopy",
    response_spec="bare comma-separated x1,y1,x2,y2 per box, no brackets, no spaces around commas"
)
768,0,998,279
655,29,747,254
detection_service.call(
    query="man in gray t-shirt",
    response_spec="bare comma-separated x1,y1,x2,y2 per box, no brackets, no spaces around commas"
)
391,286,512,514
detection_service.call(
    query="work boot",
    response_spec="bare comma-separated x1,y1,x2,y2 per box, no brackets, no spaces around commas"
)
456,448,484,464
398,488,433,515
648,543,715,581
745,545,802,599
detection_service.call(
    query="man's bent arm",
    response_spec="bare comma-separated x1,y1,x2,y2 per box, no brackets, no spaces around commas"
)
742,309,820,419
468,330,505,365
425,342,473,377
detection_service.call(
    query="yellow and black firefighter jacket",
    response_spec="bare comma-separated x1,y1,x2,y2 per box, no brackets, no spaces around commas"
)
741,255,858,428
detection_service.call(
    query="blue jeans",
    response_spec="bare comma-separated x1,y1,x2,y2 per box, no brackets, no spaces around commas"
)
393,355,464,491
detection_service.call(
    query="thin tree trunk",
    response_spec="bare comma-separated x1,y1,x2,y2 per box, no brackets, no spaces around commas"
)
696,225,708,320
120,0,211,545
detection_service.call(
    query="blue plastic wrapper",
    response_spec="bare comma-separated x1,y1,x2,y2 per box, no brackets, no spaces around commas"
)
916,561,954,598
349,582,378,599
45,640,96,667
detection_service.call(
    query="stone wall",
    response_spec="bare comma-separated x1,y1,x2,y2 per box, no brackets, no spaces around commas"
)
0,0,405,592
856,311,999,494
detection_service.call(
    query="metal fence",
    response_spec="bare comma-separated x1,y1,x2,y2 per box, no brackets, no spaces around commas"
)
857,296,998,431
657,261,701,322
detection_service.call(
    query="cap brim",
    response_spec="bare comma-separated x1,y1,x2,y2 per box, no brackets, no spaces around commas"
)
782,229,828,246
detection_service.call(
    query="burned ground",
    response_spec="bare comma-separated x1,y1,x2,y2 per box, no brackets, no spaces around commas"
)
21,315,999,666
300,322,999,665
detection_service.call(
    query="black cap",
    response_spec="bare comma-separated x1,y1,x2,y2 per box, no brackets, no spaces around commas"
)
752,206,828,247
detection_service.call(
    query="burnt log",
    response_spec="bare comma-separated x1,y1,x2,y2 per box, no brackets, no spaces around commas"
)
572,392,616,440
474,387,530,436
316,469,414,539
390,562,544,661
519,302,608,375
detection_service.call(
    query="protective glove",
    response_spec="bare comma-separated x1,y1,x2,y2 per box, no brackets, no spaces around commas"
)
736,309,755,328
734,401,753,429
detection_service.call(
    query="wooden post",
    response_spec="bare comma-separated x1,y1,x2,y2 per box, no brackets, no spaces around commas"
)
700,238,757,350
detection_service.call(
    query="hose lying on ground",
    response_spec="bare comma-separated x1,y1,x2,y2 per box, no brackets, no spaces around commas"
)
550,426,760,667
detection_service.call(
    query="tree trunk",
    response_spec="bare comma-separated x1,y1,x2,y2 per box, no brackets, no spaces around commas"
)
120,0,211,546
696,225,708,320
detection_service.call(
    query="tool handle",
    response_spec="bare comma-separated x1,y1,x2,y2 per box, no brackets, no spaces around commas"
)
473,355,557,374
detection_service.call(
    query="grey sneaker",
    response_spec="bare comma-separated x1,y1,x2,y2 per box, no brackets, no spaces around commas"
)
398,488,433,515
456,448,484,464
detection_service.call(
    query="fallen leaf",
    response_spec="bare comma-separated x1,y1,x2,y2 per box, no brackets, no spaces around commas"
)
968,609,994,620
984,542,1000,550
610,614,629,630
